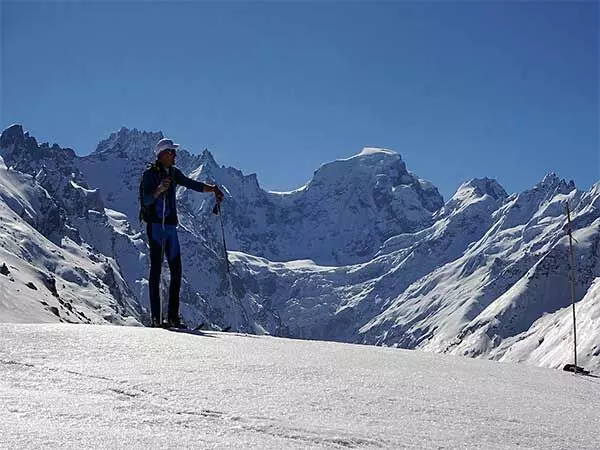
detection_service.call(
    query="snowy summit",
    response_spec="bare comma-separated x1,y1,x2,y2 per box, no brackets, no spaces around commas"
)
356,147,396,157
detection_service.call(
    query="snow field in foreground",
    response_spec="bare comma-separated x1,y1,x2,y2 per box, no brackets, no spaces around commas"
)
1,323,599,449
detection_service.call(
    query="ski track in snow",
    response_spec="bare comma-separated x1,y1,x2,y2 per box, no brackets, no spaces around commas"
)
1,324,599,449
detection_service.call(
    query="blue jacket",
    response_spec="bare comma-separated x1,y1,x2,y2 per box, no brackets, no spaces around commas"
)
141,162,206,224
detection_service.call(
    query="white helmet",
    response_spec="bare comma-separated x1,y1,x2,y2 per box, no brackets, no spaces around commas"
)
155,138,179,156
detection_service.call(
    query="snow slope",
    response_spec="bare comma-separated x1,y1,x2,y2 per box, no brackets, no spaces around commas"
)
229,177,600,372
0,156,141,325
1,323,599,450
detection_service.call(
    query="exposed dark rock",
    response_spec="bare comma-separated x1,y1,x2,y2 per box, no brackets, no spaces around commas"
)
42,275,60,297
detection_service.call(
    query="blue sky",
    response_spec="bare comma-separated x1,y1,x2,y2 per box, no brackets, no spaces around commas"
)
1,1,597,199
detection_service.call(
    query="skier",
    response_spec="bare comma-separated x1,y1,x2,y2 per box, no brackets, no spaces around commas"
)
140,138,224,328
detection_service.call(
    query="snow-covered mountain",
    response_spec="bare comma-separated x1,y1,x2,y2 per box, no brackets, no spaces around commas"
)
74,129,444,266
230,175,600,372
0,153,140,325
178,146,443,266
1,124,598,373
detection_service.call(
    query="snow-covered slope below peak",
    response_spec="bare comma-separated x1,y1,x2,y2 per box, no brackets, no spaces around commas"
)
374,177,507,279
0,156,62,240
489,277,600,370
0,196,141,325
450,215,600,352
0,151,145,325
355,180,600,372
571,181,600,229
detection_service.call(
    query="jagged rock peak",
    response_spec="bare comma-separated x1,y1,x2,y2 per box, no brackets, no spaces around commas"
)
0,124,25,143
0,124,36,149
533,172,576,196
93,127,164,158
199,148,219,167
455,178,508,201
540,172,560,186
0,124,76,162
434,177,507,219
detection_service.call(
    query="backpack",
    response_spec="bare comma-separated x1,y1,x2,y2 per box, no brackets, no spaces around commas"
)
138,163,160,223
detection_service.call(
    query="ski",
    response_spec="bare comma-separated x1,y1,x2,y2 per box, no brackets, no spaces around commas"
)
191,323,232,332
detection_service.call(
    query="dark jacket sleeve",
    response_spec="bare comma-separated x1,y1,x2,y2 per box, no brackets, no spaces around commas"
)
142,170,158,207
173,167,206,192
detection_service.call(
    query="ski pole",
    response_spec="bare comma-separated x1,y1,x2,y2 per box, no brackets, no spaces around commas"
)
566,203,579,373
160,191,166,325
213,200,251,329
213,202,230,273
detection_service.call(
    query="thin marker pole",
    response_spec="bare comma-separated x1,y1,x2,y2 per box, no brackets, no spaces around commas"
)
566,203,578,371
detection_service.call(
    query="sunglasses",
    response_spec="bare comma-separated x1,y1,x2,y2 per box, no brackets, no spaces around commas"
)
163,149,177,156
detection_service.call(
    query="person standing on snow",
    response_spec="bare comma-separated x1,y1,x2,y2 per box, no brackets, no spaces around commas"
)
140,137,224,328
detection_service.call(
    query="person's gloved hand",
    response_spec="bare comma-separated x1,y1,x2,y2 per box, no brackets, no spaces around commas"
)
155,177,171,196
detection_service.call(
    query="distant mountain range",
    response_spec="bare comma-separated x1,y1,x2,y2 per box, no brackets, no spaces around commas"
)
1,124,598,372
